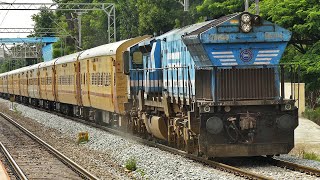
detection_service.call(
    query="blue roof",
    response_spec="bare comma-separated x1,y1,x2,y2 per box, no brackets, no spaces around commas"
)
0,37,59,43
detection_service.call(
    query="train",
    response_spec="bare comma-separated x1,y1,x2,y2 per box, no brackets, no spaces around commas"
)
0,12,299,157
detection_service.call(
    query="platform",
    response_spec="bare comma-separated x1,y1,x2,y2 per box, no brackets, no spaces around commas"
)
0,160,10,180
293,118,320,155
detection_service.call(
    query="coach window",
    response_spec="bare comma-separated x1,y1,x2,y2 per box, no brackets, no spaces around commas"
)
96,72,100,86
91,73,94,85
100,73,102,86
102,73,105,86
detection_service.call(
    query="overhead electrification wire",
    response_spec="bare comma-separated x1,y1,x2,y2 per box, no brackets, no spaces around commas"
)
0,0,17,27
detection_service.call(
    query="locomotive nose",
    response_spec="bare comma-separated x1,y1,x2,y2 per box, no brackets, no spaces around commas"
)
182,12,291,67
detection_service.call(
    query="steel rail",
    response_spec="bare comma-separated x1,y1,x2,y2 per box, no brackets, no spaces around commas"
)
25,107,271,180
0,112,99,180
0,142,28,180
261,157,320,177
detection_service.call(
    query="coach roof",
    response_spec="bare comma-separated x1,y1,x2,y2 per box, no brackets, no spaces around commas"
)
78,39,128,60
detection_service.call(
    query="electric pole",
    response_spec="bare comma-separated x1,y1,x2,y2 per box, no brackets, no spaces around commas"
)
179,0,189,11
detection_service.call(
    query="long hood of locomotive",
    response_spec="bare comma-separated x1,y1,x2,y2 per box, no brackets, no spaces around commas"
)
182,13,292,67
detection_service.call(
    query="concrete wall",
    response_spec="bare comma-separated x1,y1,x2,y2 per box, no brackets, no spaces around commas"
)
283,83,305,116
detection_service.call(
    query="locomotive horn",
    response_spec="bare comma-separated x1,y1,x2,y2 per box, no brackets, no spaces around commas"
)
244,0,260,15
255,0,260,15
244,0,249,12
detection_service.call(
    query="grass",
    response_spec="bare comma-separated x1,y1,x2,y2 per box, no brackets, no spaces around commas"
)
125,157,137,171
12,103,22,115
303,152,320,162
136,169,146,177
291,144,320,162
303,107,320,126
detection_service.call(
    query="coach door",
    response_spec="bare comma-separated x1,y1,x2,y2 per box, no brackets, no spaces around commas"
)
75,60,82,106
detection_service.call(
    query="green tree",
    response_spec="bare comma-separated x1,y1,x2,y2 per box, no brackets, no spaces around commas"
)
258,0,320,108
116,0,140,39
259,0,320,54
196,0,243,20
137,0,202,36
31,7,56,37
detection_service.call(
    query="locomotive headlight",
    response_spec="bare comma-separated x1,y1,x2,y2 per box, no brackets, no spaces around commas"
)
241,23,252,33
206,116,223,134
241,14,251,23
276,114,294,129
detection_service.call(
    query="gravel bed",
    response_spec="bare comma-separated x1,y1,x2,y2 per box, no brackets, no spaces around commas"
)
219,157,320,180
0,99,242,180
2,99,320,179
0,149,17,180
0,101,125,180
276,154,320,170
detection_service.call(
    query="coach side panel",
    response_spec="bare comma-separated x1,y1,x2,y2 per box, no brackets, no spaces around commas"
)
8,74,13,95
3,76,8,94
0,76,3,95
20,71,28,97
13,73,20,95
79,55,115,112
55,62,77,105
39,67,47,100
46,66,55,102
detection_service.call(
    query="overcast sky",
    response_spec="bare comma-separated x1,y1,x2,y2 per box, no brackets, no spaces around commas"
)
0,0,53,38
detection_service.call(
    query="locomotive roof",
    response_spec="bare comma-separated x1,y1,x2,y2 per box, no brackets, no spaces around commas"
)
78,39,128,60
187,13,240,36
155,20,213,41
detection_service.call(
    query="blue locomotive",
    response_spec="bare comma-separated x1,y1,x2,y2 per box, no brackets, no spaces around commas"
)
126,12,298,157
0,11,298,158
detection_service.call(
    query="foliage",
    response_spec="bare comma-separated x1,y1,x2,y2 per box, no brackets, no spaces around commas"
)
116,0,139,39
31,0,203,55
303,108,320,126
0,59,26,73
136,169,146,177
290,41,320,108
303,151,320,162
31,7,56,37
125,157,137,171
258,0,320,108
259,0,320,54
196,0,243,20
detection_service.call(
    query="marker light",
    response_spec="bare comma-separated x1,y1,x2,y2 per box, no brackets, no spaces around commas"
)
241,14,251,23
241,23,252,33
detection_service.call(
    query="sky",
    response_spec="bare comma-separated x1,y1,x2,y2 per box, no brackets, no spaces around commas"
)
0,0,53,38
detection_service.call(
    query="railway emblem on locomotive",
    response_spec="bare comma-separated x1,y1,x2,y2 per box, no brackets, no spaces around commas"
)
240,49,253,62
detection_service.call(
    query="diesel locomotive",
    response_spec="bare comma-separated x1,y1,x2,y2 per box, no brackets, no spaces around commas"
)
0,12,299,157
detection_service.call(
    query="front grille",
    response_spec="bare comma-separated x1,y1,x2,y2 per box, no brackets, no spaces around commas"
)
216,68,278,101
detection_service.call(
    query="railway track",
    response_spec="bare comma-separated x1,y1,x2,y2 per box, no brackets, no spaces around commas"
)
0,142,24,180
0,112,98,180
216,155,320,179
14,107,272,180
74,119,320,179
3,104,320,179
260,156,320,177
